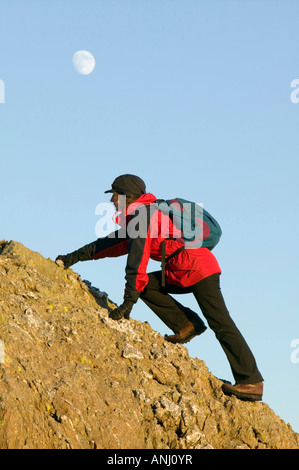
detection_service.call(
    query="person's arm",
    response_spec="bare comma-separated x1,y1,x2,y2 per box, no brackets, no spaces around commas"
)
56,227,129,269
55,240,98,269
93,227,129,260
110,205,154,320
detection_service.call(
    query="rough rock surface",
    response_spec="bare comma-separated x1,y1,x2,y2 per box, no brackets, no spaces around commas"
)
0,240,298,449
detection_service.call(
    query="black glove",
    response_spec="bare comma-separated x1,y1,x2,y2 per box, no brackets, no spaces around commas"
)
109,300,134,321
55,254,76,269
55,242,97,269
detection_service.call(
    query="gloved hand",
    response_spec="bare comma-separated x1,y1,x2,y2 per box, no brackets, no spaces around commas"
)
109,300,134,321
55,254,75,269
55,242,97,270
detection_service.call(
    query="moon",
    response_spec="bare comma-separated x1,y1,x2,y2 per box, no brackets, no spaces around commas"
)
72,50,96,75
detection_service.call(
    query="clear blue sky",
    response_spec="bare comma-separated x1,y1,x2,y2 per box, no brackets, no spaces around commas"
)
1,0,299,436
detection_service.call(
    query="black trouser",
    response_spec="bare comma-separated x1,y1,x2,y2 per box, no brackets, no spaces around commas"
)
140,271,263,385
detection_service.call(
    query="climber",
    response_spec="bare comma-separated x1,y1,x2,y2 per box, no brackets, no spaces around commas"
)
56,174,264,402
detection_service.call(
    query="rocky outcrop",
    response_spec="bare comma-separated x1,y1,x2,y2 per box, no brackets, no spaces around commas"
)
0,240,298,449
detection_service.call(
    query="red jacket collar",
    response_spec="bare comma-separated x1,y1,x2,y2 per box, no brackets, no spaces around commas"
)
114,193,157,227
126,193,157,215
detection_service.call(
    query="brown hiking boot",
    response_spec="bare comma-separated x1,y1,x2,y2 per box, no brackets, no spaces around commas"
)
164,321,207,344
221,382,263,402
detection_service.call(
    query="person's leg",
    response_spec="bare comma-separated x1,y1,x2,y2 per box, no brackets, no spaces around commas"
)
192,273,263,385
140,271,206,334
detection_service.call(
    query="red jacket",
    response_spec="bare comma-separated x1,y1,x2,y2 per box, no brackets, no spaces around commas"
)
93,193,221,302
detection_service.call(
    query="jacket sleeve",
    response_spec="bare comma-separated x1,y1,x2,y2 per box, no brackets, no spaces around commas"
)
58,227,129,267
123,206,153,303
57,241,98,266
93,227,129,260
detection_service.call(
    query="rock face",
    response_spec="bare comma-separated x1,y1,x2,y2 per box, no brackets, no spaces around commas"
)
0,240,298,450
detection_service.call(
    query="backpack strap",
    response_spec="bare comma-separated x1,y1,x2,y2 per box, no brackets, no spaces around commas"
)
161,240,166,287
155,199,186,287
